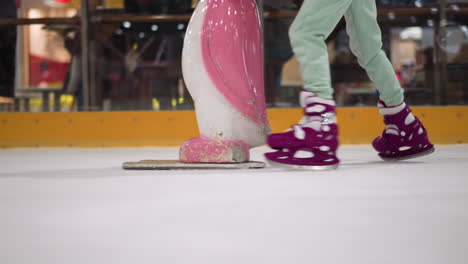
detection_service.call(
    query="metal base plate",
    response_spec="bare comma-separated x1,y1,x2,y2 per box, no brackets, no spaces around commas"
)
122,160,266,170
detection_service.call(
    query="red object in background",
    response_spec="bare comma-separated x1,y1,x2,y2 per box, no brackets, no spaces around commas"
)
29,54,69,86
396,72,402,80
54,0,72,3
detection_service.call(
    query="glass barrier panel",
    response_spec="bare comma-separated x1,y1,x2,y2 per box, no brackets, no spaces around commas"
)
2,0,467,113
444,3,468,105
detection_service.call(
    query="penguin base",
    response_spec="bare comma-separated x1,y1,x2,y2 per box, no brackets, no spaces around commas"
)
179,136,251,163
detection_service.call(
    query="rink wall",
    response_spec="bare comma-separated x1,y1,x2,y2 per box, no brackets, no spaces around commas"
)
0,106,467,148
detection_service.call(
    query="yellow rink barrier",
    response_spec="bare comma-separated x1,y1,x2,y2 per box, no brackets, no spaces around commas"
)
0,106,467,148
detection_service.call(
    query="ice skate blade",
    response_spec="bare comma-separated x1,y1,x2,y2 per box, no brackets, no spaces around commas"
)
380,147,435,161
267,160,339,171
122,160,266,170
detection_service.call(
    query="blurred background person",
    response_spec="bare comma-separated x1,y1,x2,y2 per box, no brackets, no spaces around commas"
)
263,0,295,106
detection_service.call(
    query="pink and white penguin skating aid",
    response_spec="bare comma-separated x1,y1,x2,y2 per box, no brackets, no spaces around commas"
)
122,0,269,170
180,0,270,163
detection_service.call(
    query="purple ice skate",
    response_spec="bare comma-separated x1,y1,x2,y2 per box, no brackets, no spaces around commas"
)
265,91,339,170
373,101,435,161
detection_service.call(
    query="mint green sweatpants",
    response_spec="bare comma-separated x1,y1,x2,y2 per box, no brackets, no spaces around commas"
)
289,0,404,106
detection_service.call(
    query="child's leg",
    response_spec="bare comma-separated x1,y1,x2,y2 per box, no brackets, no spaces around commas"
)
345,0,434,160
289,0,352,99
344,0,404,106
264,0,354,170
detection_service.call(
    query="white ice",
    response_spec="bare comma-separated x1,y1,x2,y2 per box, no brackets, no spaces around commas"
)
1,145,468,264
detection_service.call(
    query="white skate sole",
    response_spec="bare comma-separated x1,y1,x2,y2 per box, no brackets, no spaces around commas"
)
267,160,339,171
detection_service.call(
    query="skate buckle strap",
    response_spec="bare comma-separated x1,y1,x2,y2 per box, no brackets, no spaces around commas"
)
300,91,336,108
293,125,306,140
321,112,336,125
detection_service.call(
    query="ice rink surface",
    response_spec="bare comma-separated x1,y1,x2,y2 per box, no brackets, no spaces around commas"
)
1,145,468,264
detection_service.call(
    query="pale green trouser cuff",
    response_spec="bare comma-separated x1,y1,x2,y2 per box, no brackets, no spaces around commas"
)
289,0,404,106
